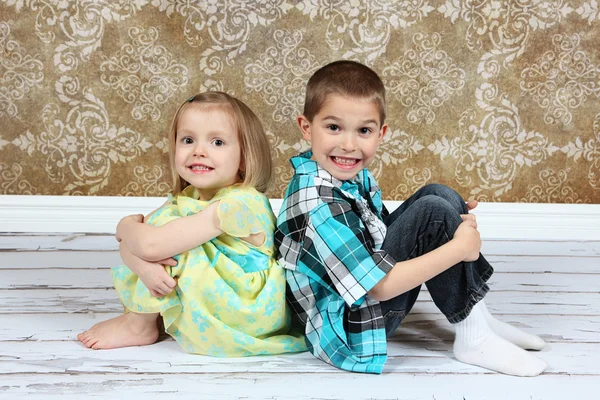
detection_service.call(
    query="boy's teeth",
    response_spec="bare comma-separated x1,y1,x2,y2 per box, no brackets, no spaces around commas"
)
333,157,357,165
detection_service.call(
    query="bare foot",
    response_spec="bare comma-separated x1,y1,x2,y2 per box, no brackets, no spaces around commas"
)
77,312,159,350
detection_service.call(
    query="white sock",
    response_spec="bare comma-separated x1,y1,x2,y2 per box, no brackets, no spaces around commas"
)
479,300,546,350
453,302,547,377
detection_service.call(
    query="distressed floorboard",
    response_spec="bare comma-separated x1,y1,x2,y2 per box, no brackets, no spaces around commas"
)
1,236,598,399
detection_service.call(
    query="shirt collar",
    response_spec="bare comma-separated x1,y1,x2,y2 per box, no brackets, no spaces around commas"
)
290,150,381,198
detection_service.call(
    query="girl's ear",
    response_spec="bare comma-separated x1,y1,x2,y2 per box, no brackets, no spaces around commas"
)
297,115,312,142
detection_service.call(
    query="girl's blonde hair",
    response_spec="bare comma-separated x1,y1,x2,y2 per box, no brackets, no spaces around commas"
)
168,92,272,195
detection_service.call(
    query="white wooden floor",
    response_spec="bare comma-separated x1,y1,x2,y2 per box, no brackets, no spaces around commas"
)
0,233,599,399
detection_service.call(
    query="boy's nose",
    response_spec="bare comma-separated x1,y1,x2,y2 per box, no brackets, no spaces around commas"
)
340,134,357,151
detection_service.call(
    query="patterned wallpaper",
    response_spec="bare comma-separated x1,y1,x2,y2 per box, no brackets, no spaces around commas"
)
1,1,599,203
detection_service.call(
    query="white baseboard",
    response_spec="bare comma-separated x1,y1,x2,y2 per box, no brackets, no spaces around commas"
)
1,195,599,240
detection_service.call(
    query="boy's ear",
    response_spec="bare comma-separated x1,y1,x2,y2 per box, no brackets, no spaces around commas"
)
297,115,312,141
378,124,388,144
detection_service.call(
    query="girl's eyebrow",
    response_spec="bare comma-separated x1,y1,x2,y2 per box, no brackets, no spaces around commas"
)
177,128,232,136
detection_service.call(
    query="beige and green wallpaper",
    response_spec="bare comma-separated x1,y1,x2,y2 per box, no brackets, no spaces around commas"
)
1,0,599,203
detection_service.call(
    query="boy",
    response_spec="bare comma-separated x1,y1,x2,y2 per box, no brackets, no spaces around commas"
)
275,60,547,375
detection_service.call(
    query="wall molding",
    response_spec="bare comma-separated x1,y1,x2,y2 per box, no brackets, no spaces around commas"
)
1,195,599,240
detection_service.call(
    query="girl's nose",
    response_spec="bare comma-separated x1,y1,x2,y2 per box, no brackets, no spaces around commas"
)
193,144,207,157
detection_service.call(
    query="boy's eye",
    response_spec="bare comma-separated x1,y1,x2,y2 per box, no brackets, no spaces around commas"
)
212,139,225,146
359,128,372,135
327,124,340,132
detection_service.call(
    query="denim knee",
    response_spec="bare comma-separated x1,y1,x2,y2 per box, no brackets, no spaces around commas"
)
419,184,467,214
413,195,463,229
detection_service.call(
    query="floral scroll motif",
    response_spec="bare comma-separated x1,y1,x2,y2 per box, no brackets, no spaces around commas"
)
297,0,435,64
4,0,148,72
520,33,600,126
245,29,320,124
100,26,188,121
11,76,153,194
382,32,465,124
439,0,573,79
120,165,170,196
0,20,44,118
429,83,560,199
562,113,600,191
513,168,591,203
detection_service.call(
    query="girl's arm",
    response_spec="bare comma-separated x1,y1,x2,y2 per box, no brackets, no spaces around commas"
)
368,219,480,301
119,242,177,297
117,202,223,261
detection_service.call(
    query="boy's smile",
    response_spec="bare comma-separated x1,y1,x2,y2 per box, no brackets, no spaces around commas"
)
298,94,387,181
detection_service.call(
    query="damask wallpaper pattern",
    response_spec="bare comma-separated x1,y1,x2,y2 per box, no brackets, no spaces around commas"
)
0,0,599,203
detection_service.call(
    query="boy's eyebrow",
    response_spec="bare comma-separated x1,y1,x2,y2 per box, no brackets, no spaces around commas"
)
361,119,379,126
321,116,379,125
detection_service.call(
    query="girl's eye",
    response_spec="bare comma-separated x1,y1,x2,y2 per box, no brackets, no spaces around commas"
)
182,137,194,144
212,139,225,146
327,124,340,132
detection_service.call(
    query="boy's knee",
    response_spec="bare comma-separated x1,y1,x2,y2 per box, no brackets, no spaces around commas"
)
414,195,462,225
420,184,466,213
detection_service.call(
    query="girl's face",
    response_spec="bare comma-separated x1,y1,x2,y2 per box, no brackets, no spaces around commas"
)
174,106,242,200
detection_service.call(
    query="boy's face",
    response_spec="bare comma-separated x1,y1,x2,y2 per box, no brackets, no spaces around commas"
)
298,94,387,181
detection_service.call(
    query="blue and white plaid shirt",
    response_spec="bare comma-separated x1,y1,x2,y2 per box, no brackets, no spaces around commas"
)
275,151,396,374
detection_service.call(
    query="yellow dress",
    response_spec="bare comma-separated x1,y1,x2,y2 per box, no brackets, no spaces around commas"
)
111,184,307,356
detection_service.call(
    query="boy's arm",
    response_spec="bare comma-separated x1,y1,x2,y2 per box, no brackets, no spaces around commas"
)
304,202,396,307
368,218,480,301
306,202,480,306
117,202,222,261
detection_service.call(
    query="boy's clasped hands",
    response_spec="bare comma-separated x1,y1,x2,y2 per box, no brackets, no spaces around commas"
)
457,200,480,262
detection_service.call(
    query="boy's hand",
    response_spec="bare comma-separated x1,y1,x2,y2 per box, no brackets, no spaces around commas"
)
453,219,481,262
460,213,477,228
466,200,478,211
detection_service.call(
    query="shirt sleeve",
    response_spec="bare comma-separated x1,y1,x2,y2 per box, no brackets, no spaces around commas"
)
306,201,395,308
217,197,265,238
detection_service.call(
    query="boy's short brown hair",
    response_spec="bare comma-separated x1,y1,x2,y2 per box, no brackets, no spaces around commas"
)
303,60,386,124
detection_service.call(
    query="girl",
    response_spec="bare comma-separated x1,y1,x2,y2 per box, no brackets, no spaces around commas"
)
78,92,307,356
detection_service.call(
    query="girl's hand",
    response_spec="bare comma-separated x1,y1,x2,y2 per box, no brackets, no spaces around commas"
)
453,219,481,262
156,257,178,267
137,261,177,297
120,243,177,297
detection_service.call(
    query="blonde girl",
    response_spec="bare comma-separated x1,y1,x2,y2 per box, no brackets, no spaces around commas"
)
78,92,307,356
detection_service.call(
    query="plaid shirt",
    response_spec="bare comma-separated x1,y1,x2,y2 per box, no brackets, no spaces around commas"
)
275,151,396,374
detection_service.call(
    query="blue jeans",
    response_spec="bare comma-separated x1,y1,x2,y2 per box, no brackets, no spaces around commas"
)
379,184,493,335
